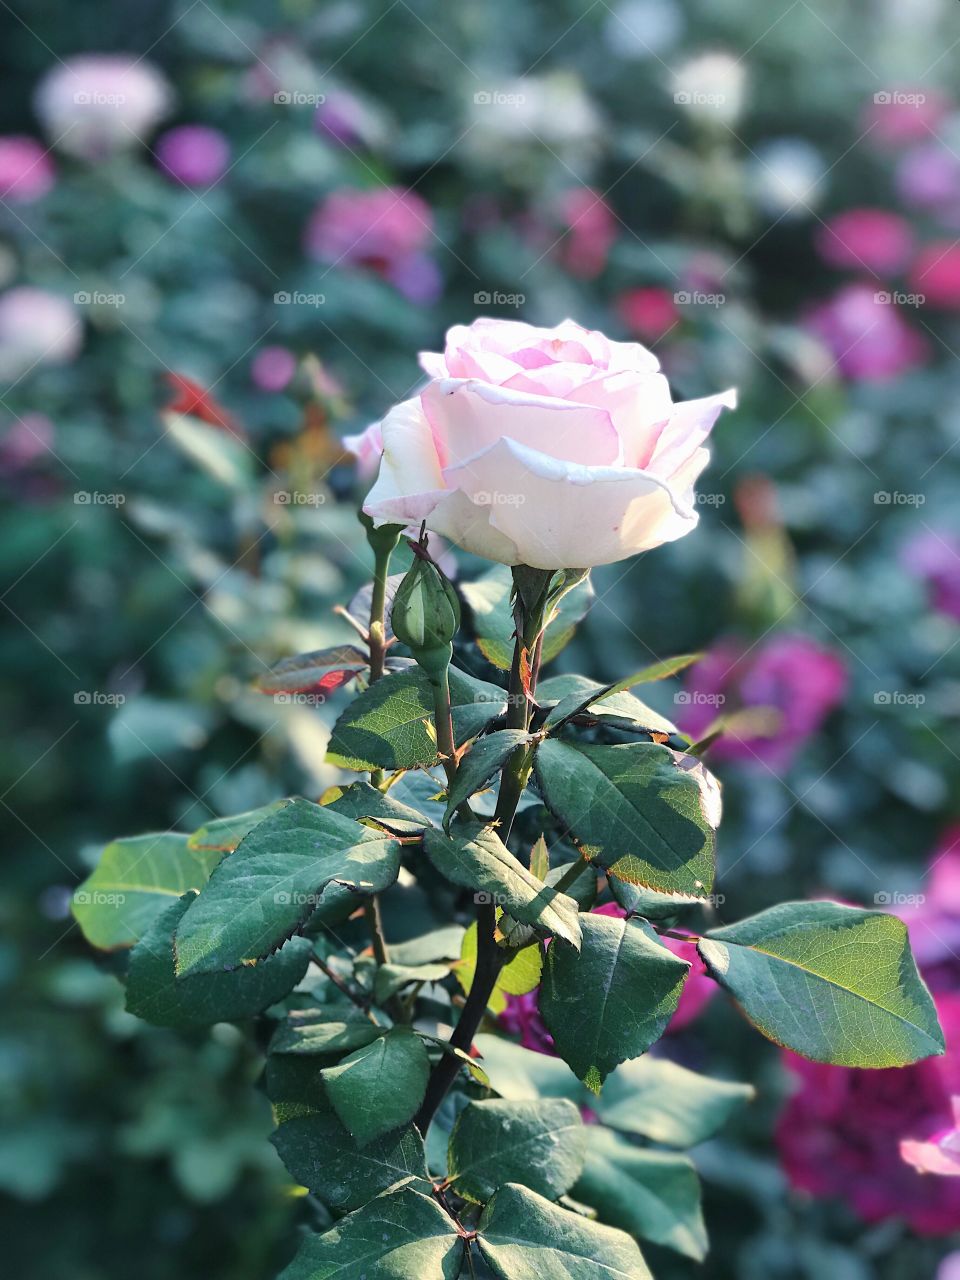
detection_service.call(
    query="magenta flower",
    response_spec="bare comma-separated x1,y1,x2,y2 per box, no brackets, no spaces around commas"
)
863,90,949,146
805,282,927,382
616,287,679,342
911,242,960,308
815,208,913,275
677,633,846,770
777,993,960,1234
901,1097,960,1177
251,345,297,393
0,136,55,202
305,187,440,303
897,143,960,220
902,530,960,622
155,125,230,187
554,188,617,279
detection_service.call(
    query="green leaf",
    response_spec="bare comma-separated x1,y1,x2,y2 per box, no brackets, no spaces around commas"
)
607,877,706,920
573,1128,707,1261
462,564,593,670
544,658,699,730
529,835,550,881
321,1027,430,1146
697,901,945,1067
473,1033,583,1101
373,961,451,1004
125,895,311,1027
73,832,221,950
271,1110,430,1211
456,922,542,1014
423,825,581,948
535,740,718,896
270,1008,383,1058
478,1182,651,1280
186,802,285,853
537,674,677,737
173,798,400,977
541,914,689,1091
592,1056,754,1147
443,730,536,828
447,1099,586,1204
327,667,508,771
163,412,253,489
324,781,432,835
278,1185,463,1280
255,644,369,696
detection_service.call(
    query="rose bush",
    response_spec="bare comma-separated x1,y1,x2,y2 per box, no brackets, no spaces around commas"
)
364,317,736,569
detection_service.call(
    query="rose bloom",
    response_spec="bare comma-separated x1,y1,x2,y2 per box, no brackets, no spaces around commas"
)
305,187,440,303
0,287,82,381
500,901,714,1052
34,55,172,159
862,90,949,145
554,188,617,278
902,530,960,622
342,421,384,480
155,125,230,187
897,143,960,219
617,287,679,342
363,318,735,570
805,283,927,382
678,633,846,769
778,839,960,1233
911,242,960,308
251,346,297,393
815,209,913,275
0,136,55,202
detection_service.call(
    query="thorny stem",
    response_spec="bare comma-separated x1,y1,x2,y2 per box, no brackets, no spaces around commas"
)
551,855,593,896
416,569,552,1135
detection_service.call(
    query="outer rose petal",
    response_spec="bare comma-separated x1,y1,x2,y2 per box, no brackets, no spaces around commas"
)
363,395,446,524
443,437,698,569
651,388,738,473
422,378,622,468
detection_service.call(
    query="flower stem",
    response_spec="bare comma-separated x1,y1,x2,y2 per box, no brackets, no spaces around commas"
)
551,856,592,896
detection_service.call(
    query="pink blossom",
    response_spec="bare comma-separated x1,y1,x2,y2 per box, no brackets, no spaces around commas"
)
0,287,82,380
805,282,927,381
897,144,960,218
155,125,230,187
0,136,55,202
901,1096,960,1177
554,188,617,278
0,413,54,475
251,346,296,393
902,530,960,622
314,89,386,150
341,421,383,479
815,209,913,275
678,633,846,770
305,187,439,303
863,91,949,145
33,55,172,159
616,287,679,342
777,993,960,1234
911,242,960,308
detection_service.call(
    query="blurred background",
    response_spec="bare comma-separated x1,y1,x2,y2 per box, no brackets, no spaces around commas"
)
3,0,960,1276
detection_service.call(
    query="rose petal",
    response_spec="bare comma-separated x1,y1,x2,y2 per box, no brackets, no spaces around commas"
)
422,378,622,469
650,387,737,473
363,395,446,526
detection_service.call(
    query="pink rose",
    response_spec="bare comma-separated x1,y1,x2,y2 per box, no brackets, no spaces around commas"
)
0,136,55,202
554,188,617,278
363,317,736,570
342,421,384,480
911,242,960,308
902,530,960,622
251,346,297,393
805,283,927,382
155,125,230,187
305,187,440,303
0,287,83,381
678,633,847,770
815,209,913,275
863,90,949,145
617,287,679,342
